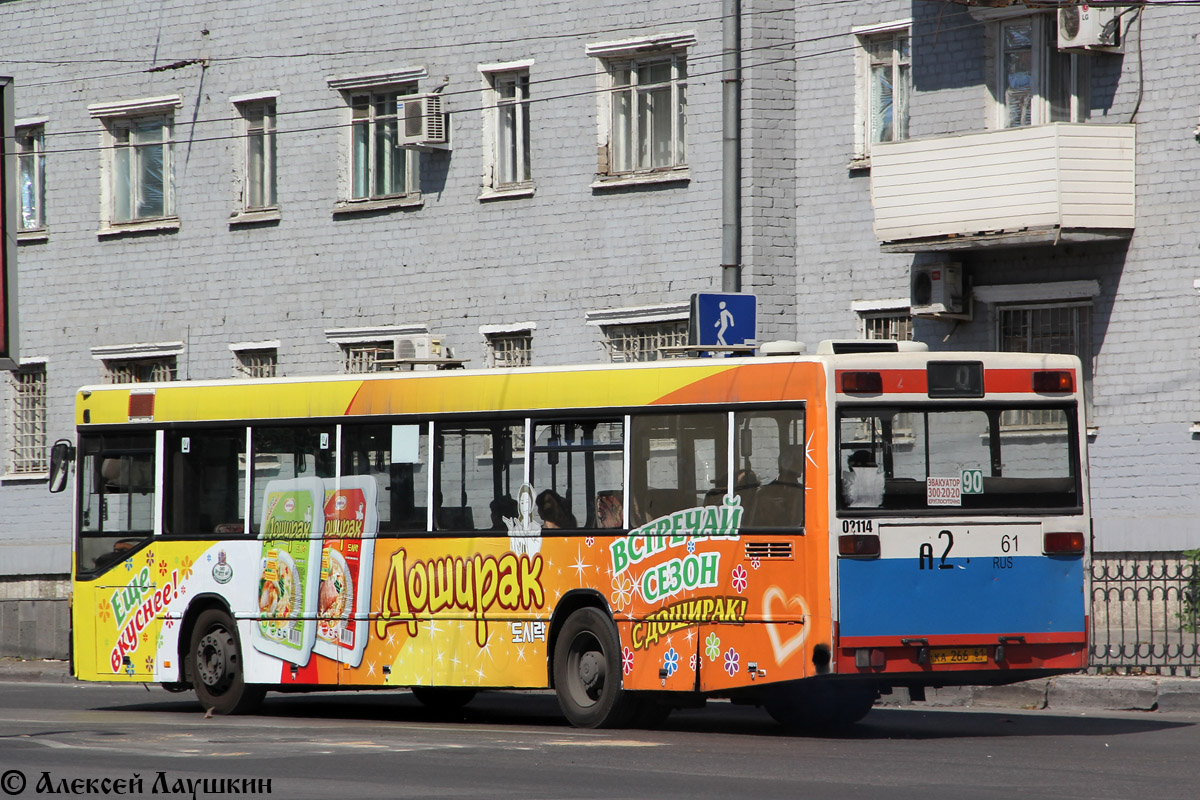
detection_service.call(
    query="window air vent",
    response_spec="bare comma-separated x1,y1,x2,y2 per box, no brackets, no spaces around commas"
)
744,541,793,560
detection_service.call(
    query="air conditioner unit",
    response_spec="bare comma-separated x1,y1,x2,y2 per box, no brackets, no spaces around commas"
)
1058,4,1122,52
910,263,966,318
398,94,449,149
394,334,443,361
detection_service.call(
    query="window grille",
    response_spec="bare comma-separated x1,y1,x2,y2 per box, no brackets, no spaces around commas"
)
343,342,394,374
998,303,1092,426
106,358,177,384
603,321,688,363
10,365,47,474
235,349,278,379
861,313,913,342
488,333,532,368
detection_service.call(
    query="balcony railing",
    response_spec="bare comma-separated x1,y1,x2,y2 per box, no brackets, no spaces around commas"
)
870,123,1135,252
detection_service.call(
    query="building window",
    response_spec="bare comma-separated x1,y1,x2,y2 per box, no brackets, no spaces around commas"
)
603,320,688,363
9,363,47,475
486,331,532,368
106,357,178,384
110,115,174,222
234,348,278,379
860,311,913,342
349,87,418,201
607,53,686,174
343,341,395,374
997,16,1084,128
855,27,910,159
16,124,46,231
237,99,277,212
997,303,1093,423
482,67,532,193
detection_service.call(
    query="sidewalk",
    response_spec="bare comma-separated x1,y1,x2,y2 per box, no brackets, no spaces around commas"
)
4,657,1199,713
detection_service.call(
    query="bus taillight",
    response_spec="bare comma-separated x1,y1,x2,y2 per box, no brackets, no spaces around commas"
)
839,534,880,558
841,372,882,394
1033,370,1074,393
1043,531,1085,555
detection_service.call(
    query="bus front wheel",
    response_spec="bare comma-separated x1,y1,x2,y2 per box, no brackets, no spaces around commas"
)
553,607,636,728
187,609,265,715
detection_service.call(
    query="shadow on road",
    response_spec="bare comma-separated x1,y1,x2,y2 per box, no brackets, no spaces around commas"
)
97,688,1195,741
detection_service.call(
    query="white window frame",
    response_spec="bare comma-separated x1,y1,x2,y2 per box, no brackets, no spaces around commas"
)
587,33,694,187
15,120,47,233
231,93,279,220
993,14,1087,129
328,70,426,212
8,359,48,477
851,21,911,163
89,96,181,233
479,60,534,200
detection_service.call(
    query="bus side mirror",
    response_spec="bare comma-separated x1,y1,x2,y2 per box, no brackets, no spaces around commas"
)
48,439,76,494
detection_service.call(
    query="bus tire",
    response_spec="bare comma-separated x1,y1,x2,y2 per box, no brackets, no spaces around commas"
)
188,609,264,715
410,686,477,710
553,607,636,728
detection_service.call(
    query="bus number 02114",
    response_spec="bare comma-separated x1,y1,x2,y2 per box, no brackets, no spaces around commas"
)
842,520,873,534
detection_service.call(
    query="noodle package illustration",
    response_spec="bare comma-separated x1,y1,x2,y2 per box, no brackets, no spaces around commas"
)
313,476,378,667
251,477,325,666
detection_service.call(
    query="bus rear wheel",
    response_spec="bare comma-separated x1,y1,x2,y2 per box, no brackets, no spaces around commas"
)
553,607,636,728
188,609,265,715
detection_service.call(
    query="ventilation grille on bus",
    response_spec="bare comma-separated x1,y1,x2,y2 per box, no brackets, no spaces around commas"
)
744,541,793,560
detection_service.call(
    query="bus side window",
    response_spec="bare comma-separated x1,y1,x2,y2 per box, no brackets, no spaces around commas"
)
78,434,156,576
530,420,624,530
739,408,805,529
165,429,247,535
341,422,429,532
630,412,727,525
434,423,524,532
249,425,336,533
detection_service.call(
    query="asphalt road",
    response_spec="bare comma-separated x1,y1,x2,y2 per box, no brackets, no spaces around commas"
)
0,681,1196,800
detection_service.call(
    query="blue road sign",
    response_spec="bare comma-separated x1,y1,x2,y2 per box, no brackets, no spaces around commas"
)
690,292,757,348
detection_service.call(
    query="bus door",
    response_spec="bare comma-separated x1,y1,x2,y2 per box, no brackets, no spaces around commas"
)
76,431,158,678
834,404,1088,675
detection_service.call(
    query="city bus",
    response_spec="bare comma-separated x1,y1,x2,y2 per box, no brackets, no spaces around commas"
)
50,341,1090,729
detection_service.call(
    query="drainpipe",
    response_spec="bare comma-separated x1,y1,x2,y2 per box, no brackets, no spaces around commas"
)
721,0,742,293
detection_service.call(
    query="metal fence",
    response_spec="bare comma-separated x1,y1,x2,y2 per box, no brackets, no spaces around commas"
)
1090,552,1200,677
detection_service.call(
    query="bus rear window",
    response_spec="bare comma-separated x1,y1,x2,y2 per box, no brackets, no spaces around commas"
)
837,405,1080,513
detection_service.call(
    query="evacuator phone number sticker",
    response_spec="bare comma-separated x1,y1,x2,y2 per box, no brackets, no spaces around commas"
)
926,476,961,506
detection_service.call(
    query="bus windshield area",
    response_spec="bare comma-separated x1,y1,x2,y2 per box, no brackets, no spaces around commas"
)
837,405,1081,514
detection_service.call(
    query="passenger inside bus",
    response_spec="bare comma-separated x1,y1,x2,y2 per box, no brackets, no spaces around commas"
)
595,491,623,528
536,489,577,529
753,448,805,527
842,449,885,508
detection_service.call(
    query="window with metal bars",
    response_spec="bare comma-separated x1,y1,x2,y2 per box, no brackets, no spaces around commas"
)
106,358,177,384
861,312,913,342
997,303,1092,425
487,332,532,368
343,342,394,374
10,364,47,474
234,349,278,379
603,321,688,363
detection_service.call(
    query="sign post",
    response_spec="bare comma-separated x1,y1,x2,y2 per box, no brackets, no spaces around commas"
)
688,292,756,357
1,76,18,371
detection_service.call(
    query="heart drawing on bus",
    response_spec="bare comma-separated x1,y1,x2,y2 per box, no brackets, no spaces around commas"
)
762,586,810,665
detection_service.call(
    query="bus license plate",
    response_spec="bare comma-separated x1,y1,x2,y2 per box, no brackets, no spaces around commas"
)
930,646,988,665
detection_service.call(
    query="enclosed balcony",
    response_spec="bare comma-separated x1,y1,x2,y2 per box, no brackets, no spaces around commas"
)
870,123,1135,252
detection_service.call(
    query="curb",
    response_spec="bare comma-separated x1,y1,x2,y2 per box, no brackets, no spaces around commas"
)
0,658,74,685
879,674,1200,713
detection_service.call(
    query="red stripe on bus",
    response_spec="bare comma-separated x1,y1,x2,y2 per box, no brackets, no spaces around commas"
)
838,632,1085,648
